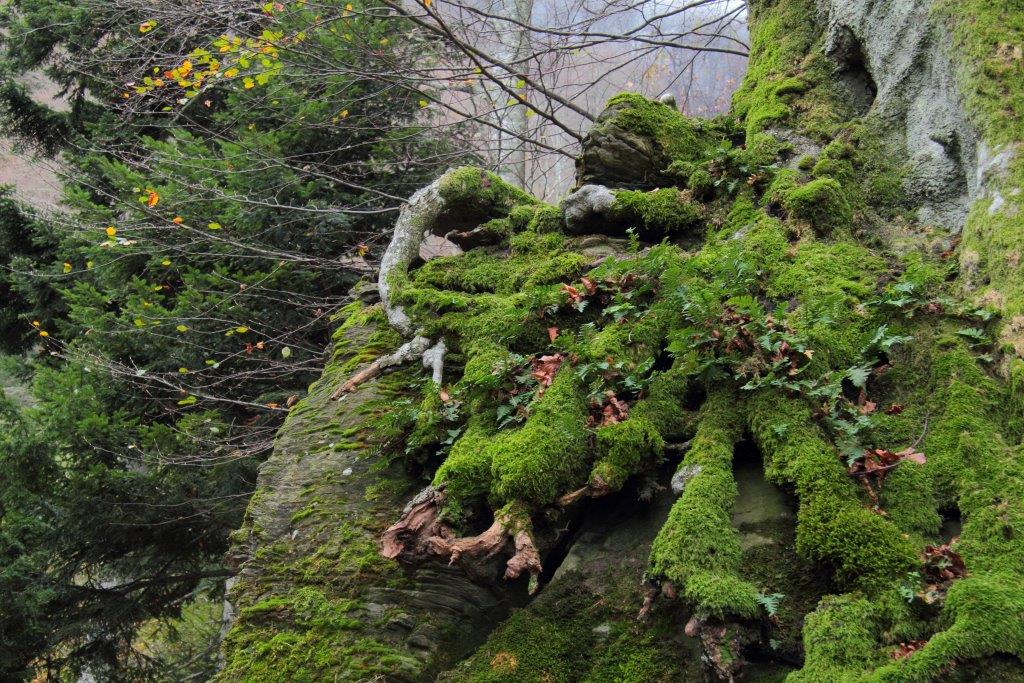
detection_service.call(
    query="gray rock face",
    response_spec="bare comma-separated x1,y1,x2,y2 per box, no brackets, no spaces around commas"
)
818,0,979,230
561,184,616,234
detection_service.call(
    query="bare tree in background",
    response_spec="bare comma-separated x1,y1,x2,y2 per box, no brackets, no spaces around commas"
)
382,0,748,197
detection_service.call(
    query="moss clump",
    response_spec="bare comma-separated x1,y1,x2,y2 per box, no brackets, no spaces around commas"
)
488,369,590,506
589,417,665,493
648,390,761,619
437,166,537,220
748,395,918,590
731,0,831,137
602,92,723,166
687,168,715,201
630,367,695,440
609,188,704,240
432,416,495,523
578,93,734,188
439,571,694,683
788,595,886,682
782,178,853,236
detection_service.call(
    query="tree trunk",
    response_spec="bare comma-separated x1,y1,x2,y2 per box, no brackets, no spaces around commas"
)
218,1,1024,680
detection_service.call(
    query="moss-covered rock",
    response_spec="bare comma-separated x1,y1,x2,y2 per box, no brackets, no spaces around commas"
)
576,93,733,189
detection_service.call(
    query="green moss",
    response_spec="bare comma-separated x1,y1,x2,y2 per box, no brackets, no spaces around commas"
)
488,369,590,506
648,390,761,619
748,395,917,590
687,168,715,201
782,178,853,236
437,166,537,218
738,131,793,168
610,188,704,239
589,417,664,493
603,92,721,166
433,416,494,523
934,2,1024,356
789,595,886,682
731,0,834,138
630,367,695,440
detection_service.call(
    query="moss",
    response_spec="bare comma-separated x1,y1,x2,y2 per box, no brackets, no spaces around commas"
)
687,168,715,201
747,395,918,590
609,187,704,240
580,93,734,188
737,131,792,168
589,417,665,493
648,390,761,619
782,178,853,236
433,416,494,523
488,369,591,506
437,166,537,219
731,0,836,138
526,204,564,234
603,92,721,166
933,2,1024,358
789,595,886,682
630,367,695,440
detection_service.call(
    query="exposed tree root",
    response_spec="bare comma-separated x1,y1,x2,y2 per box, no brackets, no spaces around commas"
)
380,486,449,559
685,615,760,683
380,487,544,584
331,335,433,398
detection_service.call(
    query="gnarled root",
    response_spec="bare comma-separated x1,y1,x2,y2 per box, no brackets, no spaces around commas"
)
333,333,446,398
685,615,761,683
381,488,543,584
380,485,450,559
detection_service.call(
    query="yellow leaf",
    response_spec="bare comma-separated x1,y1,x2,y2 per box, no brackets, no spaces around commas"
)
176,324,188,332
236,326,249,334
340,109,349,118
243,77,256,89
161,259,172,266
179,60,193,77
419,99,429,108
207,222,222,230
31,320,39,327
345,2,353,9
39,330,49,337
224,68,238,78
62,262,72,273
172,216,184,224
86,260,94,269
178,367,188,374
105,226,117,237
134,318,146,327
424,0,432,6
139,20,156,33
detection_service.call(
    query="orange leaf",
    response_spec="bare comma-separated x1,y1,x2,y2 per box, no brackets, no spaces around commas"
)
146,190,160,207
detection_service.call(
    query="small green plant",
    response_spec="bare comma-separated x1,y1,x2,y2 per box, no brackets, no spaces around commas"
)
757,592,785,621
